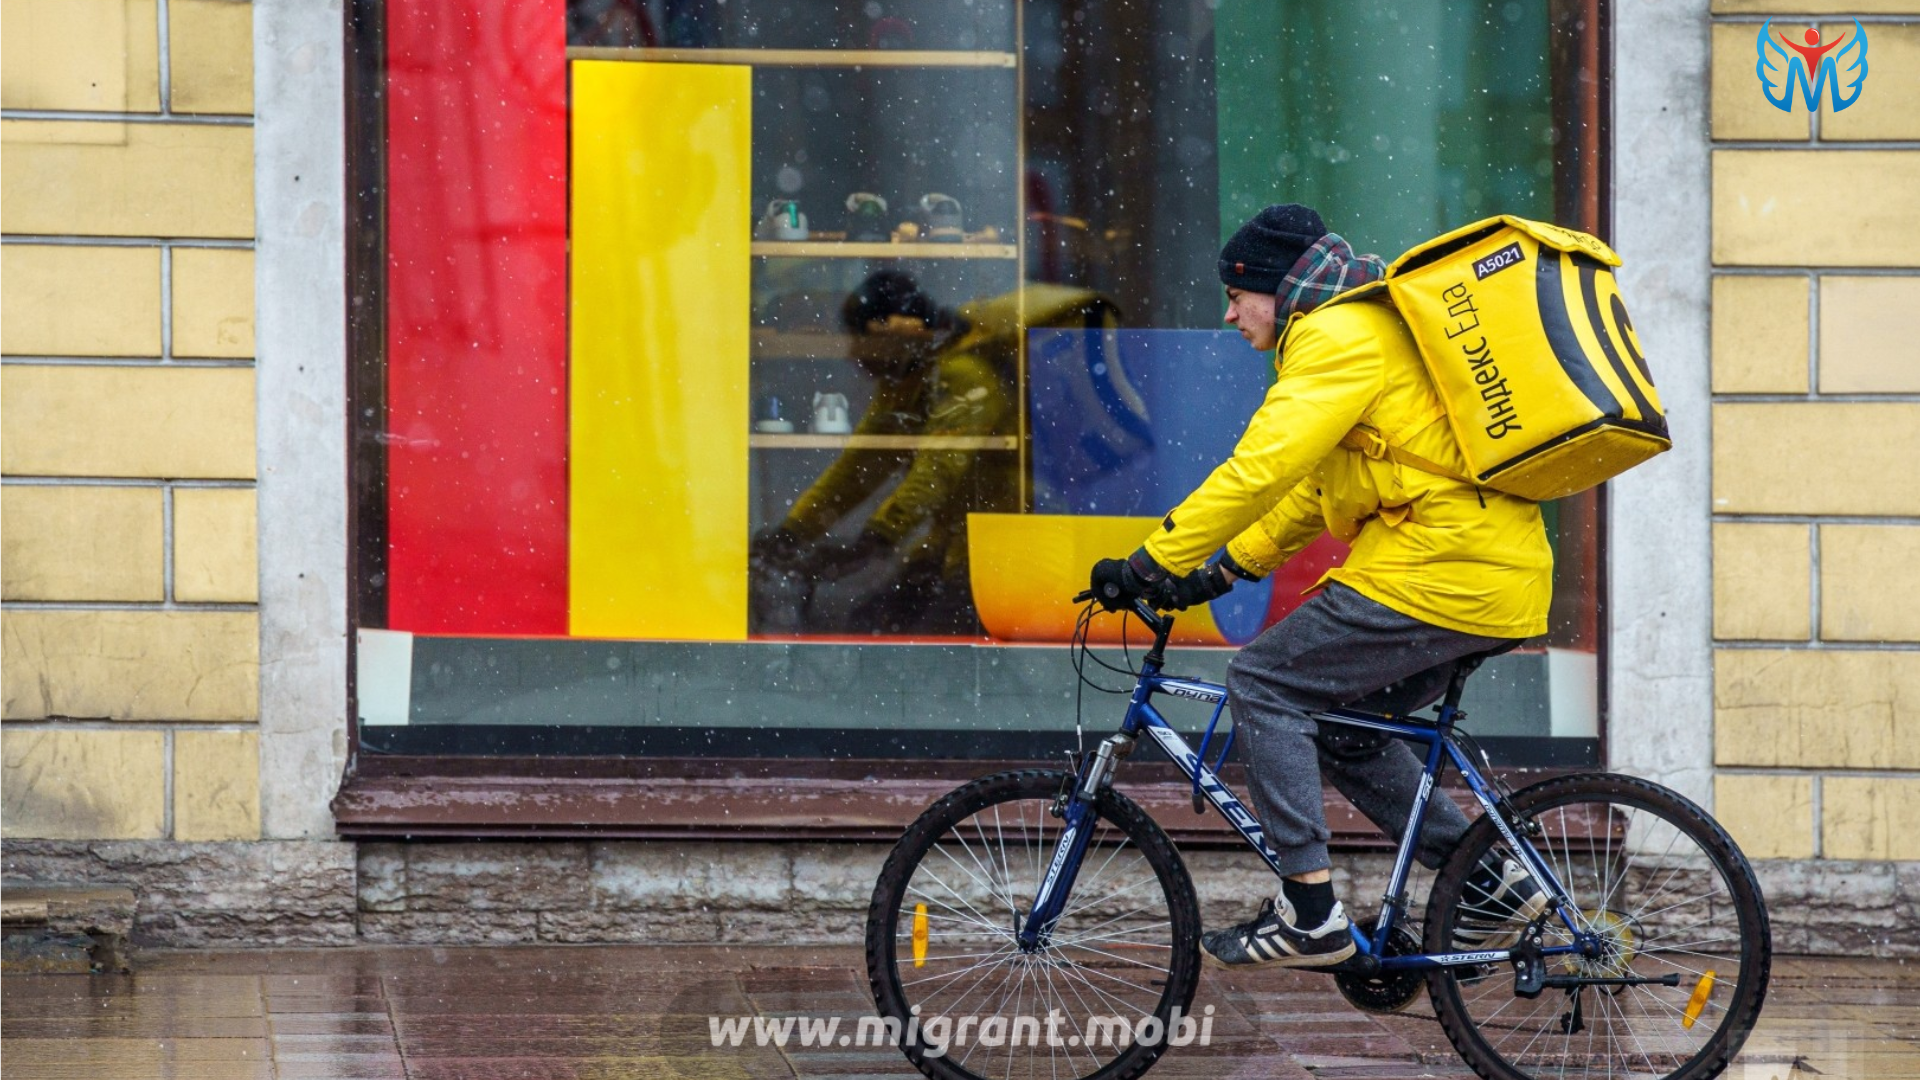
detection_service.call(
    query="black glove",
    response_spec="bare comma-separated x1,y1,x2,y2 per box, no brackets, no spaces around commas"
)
1163,562,1235,610
805,528,892,582
1088,549,1173,612
751,526,807,569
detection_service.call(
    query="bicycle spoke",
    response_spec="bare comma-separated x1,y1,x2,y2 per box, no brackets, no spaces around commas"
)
1055,940,1169,971
1433,782,1766,1080
871,774,1196,1080
906,878,1007,935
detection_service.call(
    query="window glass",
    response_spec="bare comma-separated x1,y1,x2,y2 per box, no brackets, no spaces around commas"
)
351,0,1604,764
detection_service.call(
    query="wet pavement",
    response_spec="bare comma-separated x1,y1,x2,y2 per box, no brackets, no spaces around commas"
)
1,946,1913,1079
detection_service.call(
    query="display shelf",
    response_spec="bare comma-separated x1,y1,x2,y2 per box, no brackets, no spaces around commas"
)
750,433,1018,451
751,241,1016,260
752,331,852,360
567,48,1018,69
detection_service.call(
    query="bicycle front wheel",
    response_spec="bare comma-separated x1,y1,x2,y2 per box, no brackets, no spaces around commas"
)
1426,772,1771,1080
866,769,1202,1080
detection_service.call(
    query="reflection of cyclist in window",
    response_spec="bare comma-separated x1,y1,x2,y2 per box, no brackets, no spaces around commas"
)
1087,205,1555,968
753,271,1021,635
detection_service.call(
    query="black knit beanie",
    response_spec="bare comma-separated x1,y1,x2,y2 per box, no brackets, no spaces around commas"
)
1218,204,1328,294
841,269,944,333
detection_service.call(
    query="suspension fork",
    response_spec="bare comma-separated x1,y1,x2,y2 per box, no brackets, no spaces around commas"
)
1018,732,1136,950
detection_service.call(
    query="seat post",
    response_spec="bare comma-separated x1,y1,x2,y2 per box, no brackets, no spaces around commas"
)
1439,656,1483,716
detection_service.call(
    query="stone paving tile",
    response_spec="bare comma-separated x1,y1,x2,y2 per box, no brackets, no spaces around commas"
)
2,1065,274,1080
2,1036,274,1064
268,1012,398,1036
272,1053,410,1068
390,1013,689,1038
1,1014,272,1038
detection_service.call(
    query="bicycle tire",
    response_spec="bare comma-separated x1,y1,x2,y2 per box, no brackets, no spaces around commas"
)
1425,772,1771,1080
866,769,1203,1080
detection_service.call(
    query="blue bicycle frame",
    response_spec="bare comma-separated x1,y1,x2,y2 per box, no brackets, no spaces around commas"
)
1018,601,1597,974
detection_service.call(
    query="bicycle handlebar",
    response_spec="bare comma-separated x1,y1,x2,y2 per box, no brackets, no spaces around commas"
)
1071,591,1174,651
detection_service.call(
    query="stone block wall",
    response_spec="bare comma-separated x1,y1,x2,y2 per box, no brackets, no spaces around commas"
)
1,0,263,845
8,832,1917,954
1706,2,1920,862
350,843,1420,949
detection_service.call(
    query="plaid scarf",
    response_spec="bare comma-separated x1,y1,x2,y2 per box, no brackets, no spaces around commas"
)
1279,233,1386,318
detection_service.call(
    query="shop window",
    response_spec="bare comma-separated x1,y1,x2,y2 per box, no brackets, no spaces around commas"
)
346,0,1607,786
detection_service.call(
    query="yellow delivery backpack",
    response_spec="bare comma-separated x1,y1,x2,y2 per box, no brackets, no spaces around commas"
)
1371,216,1670,502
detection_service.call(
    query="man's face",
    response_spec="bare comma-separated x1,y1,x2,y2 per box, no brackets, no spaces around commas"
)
850,314,941,376
1224,288,1280,351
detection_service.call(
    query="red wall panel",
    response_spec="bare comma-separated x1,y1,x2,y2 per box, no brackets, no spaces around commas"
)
384,0,568,633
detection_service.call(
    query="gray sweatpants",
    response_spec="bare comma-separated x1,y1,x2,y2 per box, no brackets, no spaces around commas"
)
1225,582,1523,878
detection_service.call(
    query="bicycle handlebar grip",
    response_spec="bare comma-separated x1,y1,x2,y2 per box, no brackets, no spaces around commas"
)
1072,589,1095,603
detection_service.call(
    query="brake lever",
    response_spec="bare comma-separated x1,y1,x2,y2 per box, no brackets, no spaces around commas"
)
1132,598,1166,630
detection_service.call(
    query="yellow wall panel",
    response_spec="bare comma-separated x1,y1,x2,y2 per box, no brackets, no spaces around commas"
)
1714,774,1814,859
1821,524,1920,642
172,487,258,602
1714,151,1920,267
171,247,255,358
1,486,164,602
1,120,253,238
1710,24,1809,141
0,0,159,113
1820,277,1920,393
173,730,260,841
2,610,258,721
1715,648,1920,768
1,366,256,479
1,245,161,357
1715,0,1920,11
169,0,253,115
1818,23,1920,141
1714,403,1920,515
1824,776,1920,861
1711,522,1809,641
1710,275,1807,394
568,61,751,639
2,728,166,840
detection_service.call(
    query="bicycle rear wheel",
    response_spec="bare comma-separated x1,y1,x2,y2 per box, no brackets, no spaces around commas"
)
1426,773,1771,1080
866,769,1202,1080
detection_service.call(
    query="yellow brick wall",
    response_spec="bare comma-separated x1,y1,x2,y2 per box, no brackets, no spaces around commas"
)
1710,8,1920,864
0,0,259,843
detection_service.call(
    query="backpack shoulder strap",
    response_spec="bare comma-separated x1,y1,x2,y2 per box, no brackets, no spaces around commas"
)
1339,424,1477,488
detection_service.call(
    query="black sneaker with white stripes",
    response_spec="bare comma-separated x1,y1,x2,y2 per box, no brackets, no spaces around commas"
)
1200,894,1357,968
1453,855,1548,949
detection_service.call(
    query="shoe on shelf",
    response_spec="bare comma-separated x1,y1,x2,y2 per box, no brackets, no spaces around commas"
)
1201,895,1356,969
919,193,964,242
1454,855,1548,950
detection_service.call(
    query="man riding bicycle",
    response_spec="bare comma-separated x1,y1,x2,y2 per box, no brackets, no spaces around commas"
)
1088,204,1553,969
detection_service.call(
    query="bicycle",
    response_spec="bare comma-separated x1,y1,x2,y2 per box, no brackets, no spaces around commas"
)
865,597,1770,1080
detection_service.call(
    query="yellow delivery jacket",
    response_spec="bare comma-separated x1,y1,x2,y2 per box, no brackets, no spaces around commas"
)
784,287,1109,578
1141,294,1553,639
